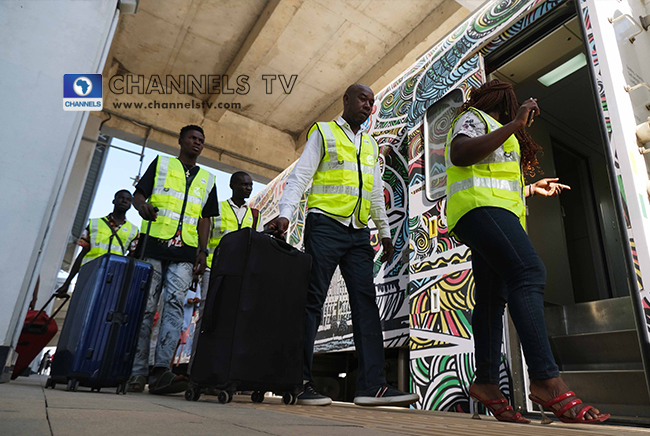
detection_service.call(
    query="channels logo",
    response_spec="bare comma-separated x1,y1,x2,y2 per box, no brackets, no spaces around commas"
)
63,74,103,111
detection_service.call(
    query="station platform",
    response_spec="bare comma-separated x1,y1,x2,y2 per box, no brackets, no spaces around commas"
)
2,376,650,436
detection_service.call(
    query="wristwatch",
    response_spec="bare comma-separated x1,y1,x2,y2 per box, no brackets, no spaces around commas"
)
201,248,209,255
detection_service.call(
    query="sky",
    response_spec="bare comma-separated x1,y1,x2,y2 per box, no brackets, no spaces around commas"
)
88,137,267,231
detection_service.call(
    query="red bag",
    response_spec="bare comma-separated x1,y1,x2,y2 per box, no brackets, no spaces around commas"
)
12,294,69,379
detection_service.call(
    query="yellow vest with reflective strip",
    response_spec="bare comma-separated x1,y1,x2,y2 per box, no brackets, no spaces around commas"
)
82,218,139,265
306,121,378,226
206,200,255,267
145,156,215,247
445,108,525,233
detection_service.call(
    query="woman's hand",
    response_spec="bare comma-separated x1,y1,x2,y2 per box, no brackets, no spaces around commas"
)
514,98,540,129
528,178,570,198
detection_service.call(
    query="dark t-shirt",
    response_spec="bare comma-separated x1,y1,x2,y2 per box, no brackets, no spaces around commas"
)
135,156,219,262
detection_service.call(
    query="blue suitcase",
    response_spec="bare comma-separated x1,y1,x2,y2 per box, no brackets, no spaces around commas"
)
48,254,152,393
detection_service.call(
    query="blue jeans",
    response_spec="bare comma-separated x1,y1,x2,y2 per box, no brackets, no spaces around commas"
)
303,213,387,391
453,207,560,384
131,259,194,377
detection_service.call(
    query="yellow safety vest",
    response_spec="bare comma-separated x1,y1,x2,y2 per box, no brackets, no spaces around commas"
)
306,121,378,226
206,200,255,267
445,107,525,234
145,156,215,247
82,218,139,265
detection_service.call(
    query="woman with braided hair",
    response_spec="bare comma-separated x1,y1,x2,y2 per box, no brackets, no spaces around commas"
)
445,79,609,424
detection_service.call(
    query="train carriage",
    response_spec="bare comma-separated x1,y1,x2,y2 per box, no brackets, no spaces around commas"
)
250,0,650,420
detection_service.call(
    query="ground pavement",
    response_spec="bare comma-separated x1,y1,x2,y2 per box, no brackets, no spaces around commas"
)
2,376,650,436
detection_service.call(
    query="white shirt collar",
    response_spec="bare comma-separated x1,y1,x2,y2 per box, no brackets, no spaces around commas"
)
227,198,248,210
336,116,367,136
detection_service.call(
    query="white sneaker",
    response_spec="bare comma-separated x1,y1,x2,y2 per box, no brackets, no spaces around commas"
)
354,385,419,407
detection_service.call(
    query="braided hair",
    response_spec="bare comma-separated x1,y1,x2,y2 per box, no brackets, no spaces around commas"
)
460,79,541,175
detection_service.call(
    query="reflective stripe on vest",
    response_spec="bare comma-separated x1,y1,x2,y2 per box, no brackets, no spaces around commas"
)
207,200,254,266
146,156,215,247
448,177,521,197
309,184,372,201
306,121,378,226
445,107,526,233
319,122,339,164
83,218,139,265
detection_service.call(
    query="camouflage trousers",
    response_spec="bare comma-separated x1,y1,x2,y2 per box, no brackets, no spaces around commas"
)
131,259,194,377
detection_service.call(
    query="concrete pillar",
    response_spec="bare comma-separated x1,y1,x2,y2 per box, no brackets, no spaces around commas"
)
35,117,103,310
0,0,119,382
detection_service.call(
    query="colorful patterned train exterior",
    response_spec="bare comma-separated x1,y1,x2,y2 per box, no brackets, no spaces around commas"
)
249,0,650,413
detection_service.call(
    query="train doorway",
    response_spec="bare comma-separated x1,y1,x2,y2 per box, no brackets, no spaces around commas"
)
487,9,650,419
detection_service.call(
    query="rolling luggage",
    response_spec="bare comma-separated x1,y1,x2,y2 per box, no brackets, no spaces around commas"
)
186,228,311,404
11,293,69,379
48,221,153,393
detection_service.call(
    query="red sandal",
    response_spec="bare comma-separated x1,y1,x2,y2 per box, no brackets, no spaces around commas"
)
470,392,530,423
529,391,610,424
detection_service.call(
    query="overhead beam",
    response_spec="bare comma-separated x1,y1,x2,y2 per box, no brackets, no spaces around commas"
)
98,83,298,181
296,1,469,150
203,0,304,121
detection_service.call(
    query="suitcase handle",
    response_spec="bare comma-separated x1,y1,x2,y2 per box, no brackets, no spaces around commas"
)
106,311,129,325
268,236,298,256
261,228,297,255
24,292,70,332
136,208,158,260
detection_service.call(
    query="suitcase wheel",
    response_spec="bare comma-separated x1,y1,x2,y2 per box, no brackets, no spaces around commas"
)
66,379,79,392
282,392,297,405
217,390,233,404
185,387,201,402
251,391,265,403
116,383,127,395
45,378,52,389
217,391,228,404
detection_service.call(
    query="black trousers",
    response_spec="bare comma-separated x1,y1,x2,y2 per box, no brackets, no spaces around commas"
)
454,207,559,383
302,213,387,391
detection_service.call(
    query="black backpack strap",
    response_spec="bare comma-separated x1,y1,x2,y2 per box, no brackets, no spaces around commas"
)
102,217,126,255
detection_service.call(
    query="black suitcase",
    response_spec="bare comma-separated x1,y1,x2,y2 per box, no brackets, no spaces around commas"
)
186,228,311,404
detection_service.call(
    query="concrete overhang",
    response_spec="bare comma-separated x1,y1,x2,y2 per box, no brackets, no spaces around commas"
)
98,0,476,180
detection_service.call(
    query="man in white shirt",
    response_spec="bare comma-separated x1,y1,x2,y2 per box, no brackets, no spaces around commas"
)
191,171,262,368
269,84,418,407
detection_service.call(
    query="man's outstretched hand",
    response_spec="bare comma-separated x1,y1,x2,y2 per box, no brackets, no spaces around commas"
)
380,238,394,263
55,283,70,298
267,217,289,238
137,204,158,221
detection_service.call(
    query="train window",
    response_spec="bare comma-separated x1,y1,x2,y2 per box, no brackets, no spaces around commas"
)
423,89,464,201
